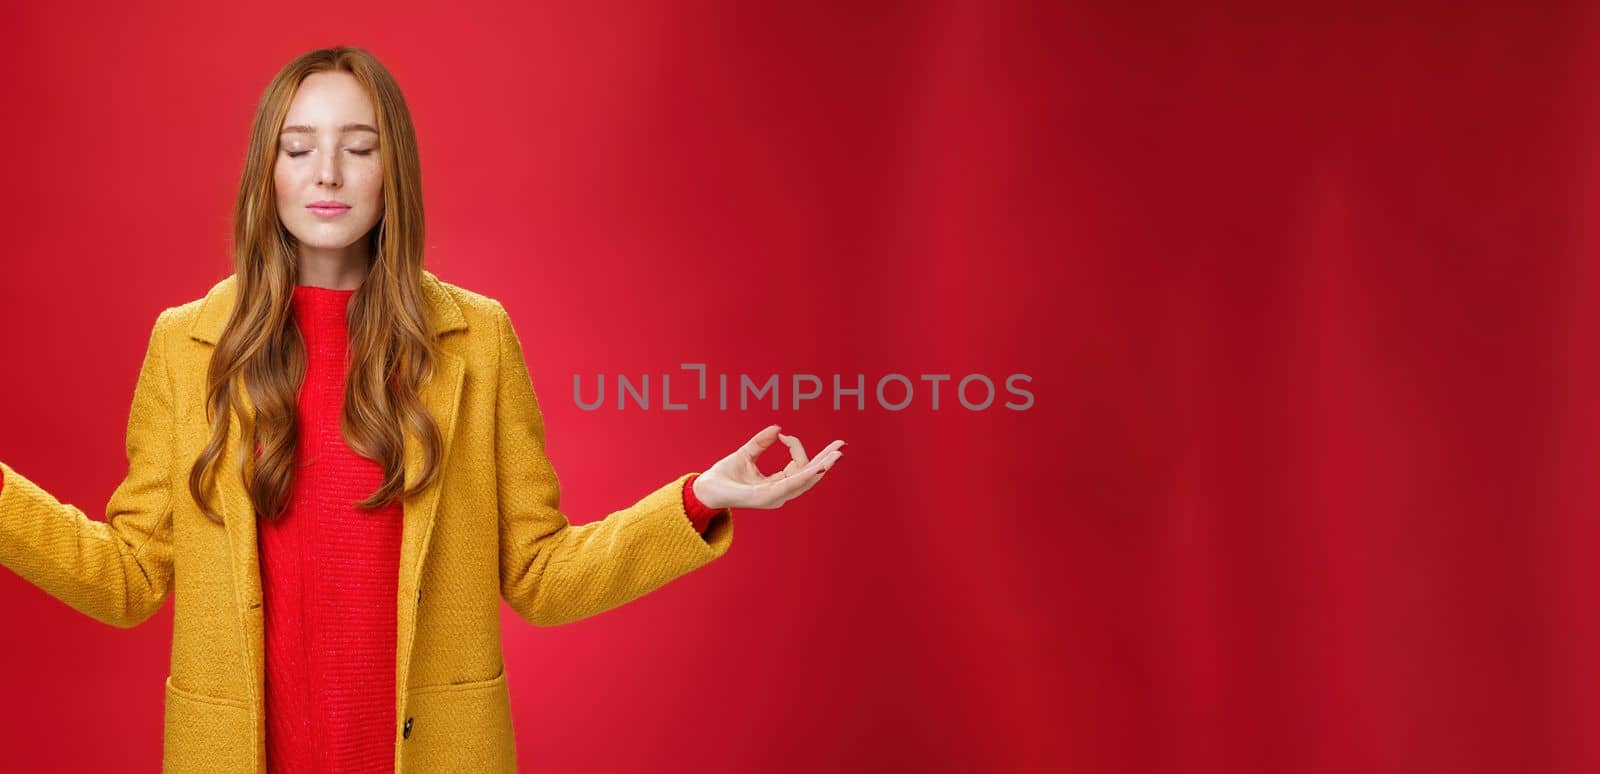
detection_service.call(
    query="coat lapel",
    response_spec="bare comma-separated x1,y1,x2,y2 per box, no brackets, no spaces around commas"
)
186,270,469,727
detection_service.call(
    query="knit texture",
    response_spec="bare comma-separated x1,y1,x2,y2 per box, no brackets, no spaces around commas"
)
683,473,716,533
259,284,399,773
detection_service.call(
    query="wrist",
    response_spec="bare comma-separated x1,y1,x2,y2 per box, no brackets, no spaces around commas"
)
691,474,722,511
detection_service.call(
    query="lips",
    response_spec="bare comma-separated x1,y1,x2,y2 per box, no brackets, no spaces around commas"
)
307,201,351,216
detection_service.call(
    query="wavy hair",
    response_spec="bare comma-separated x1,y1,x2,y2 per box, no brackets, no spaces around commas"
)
188,46,443,525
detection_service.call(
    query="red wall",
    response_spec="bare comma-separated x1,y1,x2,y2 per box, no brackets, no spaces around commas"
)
1,2,1593,772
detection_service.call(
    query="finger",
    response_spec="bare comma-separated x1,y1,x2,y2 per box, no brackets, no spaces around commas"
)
766,449,842,501
739,425,783,462
762,432,809,482
772,458,805,481
787,453,842,501
753,432,809,482
758,467,813,503
780,444,844,479
803,451,844,493
777,433,809,466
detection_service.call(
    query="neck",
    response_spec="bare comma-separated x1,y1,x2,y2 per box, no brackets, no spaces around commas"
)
295,245,370,290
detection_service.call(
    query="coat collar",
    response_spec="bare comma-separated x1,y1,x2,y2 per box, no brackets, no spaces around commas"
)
187,268,468,344
184,268,471,735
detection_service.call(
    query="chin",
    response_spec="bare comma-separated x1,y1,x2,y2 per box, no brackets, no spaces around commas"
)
292,227,371,249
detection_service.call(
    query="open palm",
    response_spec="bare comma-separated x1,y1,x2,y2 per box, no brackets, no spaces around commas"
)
693,425,846,510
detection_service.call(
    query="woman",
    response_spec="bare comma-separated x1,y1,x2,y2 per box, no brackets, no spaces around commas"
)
0,46,844,772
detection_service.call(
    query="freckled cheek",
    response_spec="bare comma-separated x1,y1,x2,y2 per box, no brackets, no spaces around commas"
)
272,165,308,209
353,172,384,211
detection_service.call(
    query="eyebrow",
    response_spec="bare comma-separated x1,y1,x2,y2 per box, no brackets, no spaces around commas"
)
279,123,379,135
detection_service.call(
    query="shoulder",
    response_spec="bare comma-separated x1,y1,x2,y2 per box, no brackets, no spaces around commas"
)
424,270,519,357
426,270,508,324
424,273,536,373
146,274,232,346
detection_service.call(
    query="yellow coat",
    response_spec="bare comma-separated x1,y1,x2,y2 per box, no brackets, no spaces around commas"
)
0,270,735,772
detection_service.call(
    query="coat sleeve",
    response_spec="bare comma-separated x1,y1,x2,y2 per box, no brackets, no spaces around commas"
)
0,309,177,628
491,301,734,627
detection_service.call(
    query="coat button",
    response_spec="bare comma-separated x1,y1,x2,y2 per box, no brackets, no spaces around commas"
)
403,717,413,740
416,588,422,603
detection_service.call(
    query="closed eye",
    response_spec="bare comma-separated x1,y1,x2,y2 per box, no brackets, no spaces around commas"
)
285,149,375,158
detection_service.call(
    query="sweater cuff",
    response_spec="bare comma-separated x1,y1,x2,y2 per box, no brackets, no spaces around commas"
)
682,473,721,535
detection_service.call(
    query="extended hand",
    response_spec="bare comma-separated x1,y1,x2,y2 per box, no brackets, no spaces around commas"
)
692,425,846,510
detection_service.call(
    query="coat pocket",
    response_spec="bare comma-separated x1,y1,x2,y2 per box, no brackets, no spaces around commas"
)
162,675,255,773
401,666,517,773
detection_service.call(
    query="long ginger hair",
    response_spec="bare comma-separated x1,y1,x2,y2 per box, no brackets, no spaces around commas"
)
188,46,443,525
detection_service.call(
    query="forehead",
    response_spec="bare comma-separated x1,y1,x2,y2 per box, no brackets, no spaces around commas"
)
281,71,376,131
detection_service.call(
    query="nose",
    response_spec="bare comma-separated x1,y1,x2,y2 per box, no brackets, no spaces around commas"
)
316,151,341,188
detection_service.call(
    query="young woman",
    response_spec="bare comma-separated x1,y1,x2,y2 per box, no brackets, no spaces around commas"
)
0,46,845,773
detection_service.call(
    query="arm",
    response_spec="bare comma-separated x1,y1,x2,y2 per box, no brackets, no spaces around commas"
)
0,310,177,628
492,302,734,627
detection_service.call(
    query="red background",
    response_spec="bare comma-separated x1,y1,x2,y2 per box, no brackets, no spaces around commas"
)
1,2,1593,772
